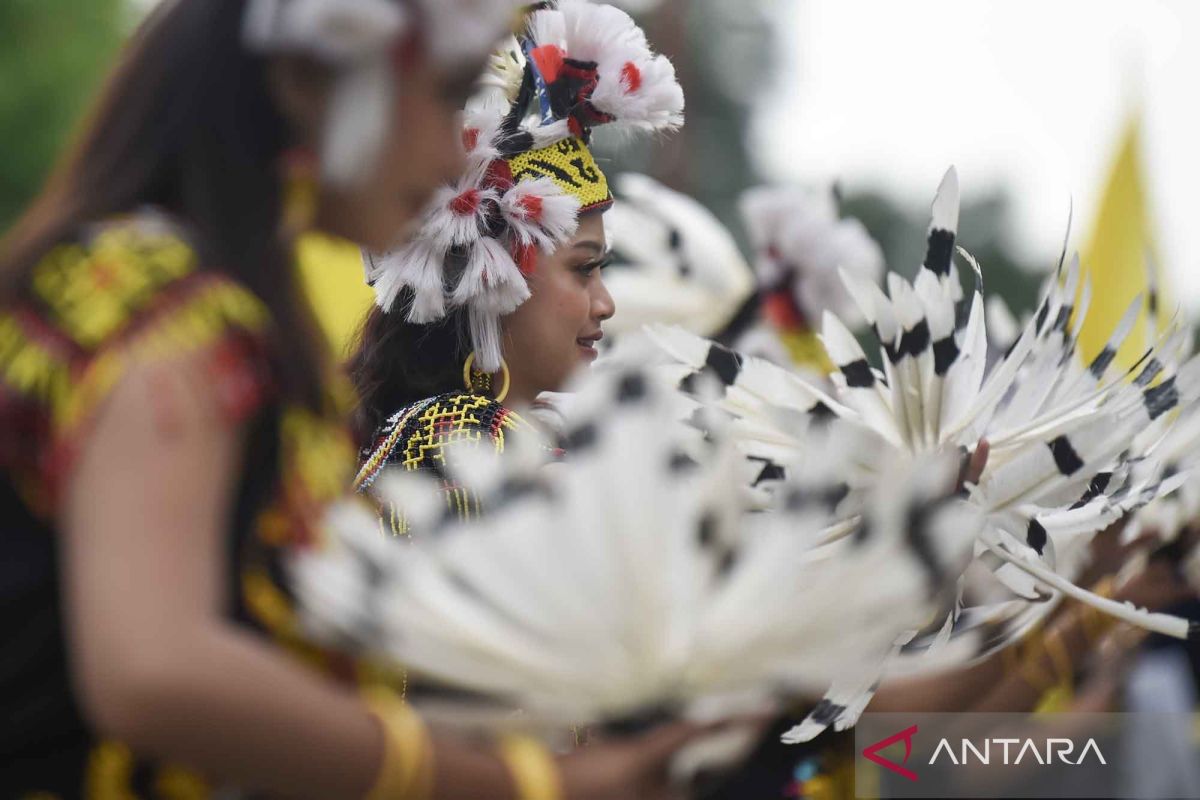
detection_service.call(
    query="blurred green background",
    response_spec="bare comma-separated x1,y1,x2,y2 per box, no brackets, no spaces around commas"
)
0,0,128,229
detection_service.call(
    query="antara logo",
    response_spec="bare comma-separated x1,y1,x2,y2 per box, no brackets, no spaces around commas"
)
862,726,1107,781
862,724,919,781
929,737,1106,766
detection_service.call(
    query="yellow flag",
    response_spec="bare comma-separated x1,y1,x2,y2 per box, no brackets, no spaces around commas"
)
1077,116,1165,368
296,232,376,360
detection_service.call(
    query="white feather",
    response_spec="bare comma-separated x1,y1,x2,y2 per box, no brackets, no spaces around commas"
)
500,179,581,251
293,356,982,735
452,237,531,316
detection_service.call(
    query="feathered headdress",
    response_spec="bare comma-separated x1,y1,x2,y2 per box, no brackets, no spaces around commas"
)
243,0,521,186
365,0,685,372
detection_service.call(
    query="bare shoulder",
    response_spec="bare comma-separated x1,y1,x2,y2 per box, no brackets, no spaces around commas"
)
62,345,255,524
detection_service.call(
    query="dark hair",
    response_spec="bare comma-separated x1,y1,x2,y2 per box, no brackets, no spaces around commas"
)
349,203,613,446
348,296,472,446
0,0,324,407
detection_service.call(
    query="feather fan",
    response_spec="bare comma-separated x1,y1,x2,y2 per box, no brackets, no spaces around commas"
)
291,350,982,737
643,168,1200,739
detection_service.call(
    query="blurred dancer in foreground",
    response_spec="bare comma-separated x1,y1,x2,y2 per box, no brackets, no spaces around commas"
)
0,1,707,797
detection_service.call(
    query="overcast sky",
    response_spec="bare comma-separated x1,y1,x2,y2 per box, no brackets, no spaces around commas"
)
755,0,1200,310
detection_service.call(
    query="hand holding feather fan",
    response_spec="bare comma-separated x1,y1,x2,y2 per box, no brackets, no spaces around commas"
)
644,168,1199,739
291,352,983,744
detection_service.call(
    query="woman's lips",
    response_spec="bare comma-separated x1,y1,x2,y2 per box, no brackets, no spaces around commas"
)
577,336,601,360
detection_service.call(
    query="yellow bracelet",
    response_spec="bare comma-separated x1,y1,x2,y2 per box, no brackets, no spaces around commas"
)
498,734,563,800
362,687,434,800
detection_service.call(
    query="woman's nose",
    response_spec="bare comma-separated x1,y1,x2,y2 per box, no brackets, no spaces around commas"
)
593,279,615,321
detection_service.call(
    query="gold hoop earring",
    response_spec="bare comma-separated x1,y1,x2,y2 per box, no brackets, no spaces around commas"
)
463,352,511,404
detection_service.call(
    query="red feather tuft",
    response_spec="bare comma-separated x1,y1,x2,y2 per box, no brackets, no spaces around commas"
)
530,44,566,84
514,243,538,276
517,194,545,222
483,159,514,193
621,61,643,93
763,288,809,332
450,189,482,216
462,127,480,153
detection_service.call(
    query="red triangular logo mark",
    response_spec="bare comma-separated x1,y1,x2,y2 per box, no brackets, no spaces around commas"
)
862,724,919,781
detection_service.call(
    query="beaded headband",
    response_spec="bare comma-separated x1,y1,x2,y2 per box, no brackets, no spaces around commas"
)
366,0,685,372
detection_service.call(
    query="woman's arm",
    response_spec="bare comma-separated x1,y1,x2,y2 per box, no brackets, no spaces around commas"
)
61,350,707,799
61,350,392,797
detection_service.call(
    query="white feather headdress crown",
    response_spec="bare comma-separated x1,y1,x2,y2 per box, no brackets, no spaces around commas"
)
365,0,685,373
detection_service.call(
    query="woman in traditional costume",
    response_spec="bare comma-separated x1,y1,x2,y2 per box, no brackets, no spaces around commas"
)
352,1,685,509
0,1,706,797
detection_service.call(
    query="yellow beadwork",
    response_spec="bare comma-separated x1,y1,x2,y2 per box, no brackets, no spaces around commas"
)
506,136,610,210
356,394,528,489
355,392,534,534
0,316,71,419
54,279,270,436
2,215,366,798
282,406,359,510
33,224,195,348
403,395,513,469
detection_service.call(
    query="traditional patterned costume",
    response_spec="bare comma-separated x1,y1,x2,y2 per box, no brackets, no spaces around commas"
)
0,0,516,795
0,214,358,797
355,390,540,532
358,0,685,520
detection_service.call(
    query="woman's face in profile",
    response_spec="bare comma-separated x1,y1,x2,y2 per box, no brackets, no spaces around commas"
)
502,213,615,398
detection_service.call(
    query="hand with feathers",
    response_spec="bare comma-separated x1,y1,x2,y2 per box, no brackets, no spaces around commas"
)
644,166,1200,740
